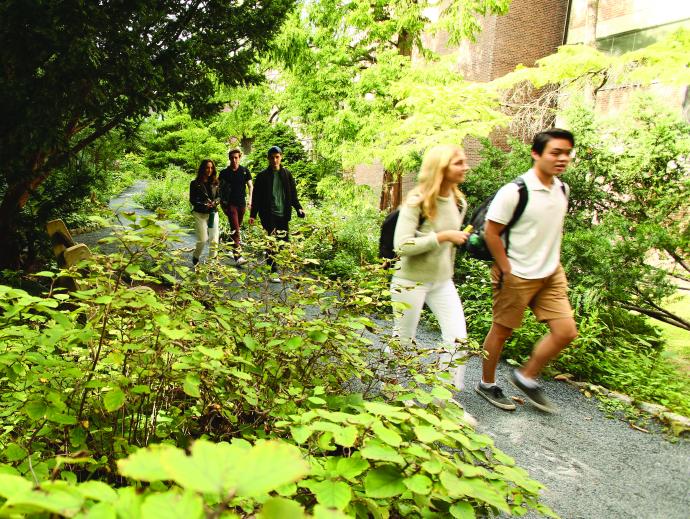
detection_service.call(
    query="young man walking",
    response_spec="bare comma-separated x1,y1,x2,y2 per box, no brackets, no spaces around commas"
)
476,128,578,413
219,148,253,265
249,146,305,282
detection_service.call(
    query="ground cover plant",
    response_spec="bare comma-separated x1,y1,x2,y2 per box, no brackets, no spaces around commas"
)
0,218,554,517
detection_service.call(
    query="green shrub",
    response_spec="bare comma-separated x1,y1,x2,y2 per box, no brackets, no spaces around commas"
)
297,177,382,278
0,218,551,517
133,165,194,226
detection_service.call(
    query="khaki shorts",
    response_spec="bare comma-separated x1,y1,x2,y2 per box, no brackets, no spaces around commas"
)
491,264,573,329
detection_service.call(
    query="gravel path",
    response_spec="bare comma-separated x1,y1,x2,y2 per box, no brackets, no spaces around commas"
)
78,182,690,518
413,326,690,519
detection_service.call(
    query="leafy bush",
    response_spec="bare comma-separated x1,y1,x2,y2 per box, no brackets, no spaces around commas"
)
297,177,383,278
243,123,337,201
140,109,227,172
133,165,194,227
0,218,551,517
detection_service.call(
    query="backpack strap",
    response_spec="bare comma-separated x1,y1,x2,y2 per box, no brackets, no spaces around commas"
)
503,177,529,256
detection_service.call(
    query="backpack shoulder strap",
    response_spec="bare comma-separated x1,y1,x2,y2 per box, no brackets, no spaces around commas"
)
503,176,529,255
559,179,568,198
505,177,529,229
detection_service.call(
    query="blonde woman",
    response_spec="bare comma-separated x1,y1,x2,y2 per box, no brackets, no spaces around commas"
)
392,144,470,390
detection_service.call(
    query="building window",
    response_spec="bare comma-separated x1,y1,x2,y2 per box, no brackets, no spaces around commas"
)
596,19,690,55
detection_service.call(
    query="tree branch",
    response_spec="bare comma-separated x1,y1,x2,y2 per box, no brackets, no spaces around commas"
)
619,303,690,331
666,248,690,274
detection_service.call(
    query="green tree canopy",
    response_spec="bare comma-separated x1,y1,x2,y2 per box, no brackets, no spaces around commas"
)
0,0,294,268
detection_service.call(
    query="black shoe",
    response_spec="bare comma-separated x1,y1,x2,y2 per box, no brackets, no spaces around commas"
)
509,370,557,413
475,384,516,411
192,256,199,266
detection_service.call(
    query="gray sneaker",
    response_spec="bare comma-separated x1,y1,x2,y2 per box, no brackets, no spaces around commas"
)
475,384,516,411
509,370,557,413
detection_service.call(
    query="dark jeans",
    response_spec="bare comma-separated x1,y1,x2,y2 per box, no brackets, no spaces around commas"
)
261,215,289,273
222,204,246,255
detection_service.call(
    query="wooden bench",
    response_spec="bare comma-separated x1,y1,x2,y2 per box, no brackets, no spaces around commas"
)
46,219,92,268
46,220,92,292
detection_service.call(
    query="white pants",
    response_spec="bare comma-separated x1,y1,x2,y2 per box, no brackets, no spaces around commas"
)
193,211,220,260
391,277,468,390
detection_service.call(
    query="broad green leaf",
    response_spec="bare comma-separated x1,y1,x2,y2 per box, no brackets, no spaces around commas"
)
230,369,252,381
4,443,28,462
440,473,510,513
430,385,453,401
364,466,406,498
79,481,118,503
332,425,357,447
118,445,176,482
140,491,203,519
258,497,305,519
182,374,201,398
114,486,143,519
363,402,408,420
404,474,432,495
493,450,516,466
290,425,313,444
47,410,78,425
421,456,442,474
309,480,352,510
94,295,113,304
0,474,32,498
371,420,403,447
450,501,476,518
160,327,191,340
70,426,87,447
308,330,328,343
198,346,224,359
103,388,126,412
4,487,83,517
335,455,369,481
233,441,310,497
495,465,542,494
284,337,303,350
403,444,430,460
24,401,47,420
243,335,258,351
414,425,443,443
408,408,441,427
83,501,117,519
360,439,406,465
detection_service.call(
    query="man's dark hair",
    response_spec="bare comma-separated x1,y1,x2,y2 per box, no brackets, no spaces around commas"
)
228,148,242,158
532,128,575,155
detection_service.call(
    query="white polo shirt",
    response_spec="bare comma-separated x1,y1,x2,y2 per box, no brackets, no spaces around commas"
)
486,169,568,279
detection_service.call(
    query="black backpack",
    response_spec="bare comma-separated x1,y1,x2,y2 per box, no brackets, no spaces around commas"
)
464,177,567,261
378,209,425,260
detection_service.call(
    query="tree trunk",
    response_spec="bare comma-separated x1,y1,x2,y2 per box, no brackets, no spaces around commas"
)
379,169,403,212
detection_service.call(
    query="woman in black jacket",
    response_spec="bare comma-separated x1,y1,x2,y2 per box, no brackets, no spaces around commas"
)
189,159,220,265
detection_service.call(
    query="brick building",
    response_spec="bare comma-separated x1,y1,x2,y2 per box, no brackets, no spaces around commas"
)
355,0,570,206
354,0,690,207
566,0,690,118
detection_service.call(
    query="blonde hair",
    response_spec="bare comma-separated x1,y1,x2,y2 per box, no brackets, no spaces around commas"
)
408,144,465,220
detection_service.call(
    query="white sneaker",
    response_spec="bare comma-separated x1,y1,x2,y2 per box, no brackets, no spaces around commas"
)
269,276,281,283
235,256,247,265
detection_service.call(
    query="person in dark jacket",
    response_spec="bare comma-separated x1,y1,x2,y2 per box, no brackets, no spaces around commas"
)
189,159,220,266
219,148,253,265
249,146,305,281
